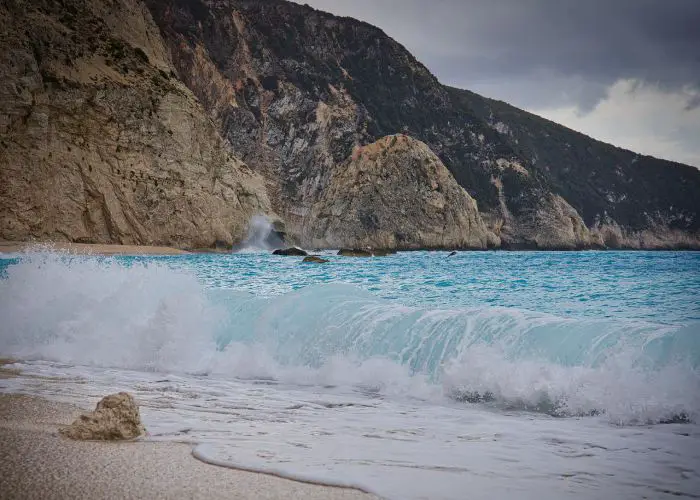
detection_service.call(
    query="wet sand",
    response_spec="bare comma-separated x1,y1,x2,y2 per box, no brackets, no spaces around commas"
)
0,240,189,255
0,393,377,500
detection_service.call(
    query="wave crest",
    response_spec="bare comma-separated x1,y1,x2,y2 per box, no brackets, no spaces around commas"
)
1,252,698,424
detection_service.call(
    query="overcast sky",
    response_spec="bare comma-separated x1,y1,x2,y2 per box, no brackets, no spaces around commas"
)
292,0,700,167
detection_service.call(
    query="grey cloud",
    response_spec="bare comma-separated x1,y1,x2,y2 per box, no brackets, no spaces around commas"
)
686,94,700,111
293,0,700,112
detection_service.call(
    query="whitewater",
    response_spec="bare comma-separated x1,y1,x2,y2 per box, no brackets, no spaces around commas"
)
1,249,699,499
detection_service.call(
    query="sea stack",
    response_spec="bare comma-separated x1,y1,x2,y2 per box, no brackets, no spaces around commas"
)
307,135,492,250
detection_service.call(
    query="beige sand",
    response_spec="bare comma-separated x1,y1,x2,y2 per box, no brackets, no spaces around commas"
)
0,394,377,500
0,240,189,255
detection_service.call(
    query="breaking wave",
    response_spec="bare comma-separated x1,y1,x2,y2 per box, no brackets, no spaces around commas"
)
1,252,698,425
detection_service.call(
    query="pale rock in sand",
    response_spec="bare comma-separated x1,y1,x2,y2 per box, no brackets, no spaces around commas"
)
60,392,145,441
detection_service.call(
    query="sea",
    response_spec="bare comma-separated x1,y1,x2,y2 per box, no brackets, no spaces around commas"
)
1,248,699,499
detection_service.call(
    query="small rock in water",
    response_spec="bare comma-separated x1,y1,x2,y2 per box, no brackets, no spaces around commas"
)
60,392,145,441
272,247,308,256
303,255,329,263
337,248,373,257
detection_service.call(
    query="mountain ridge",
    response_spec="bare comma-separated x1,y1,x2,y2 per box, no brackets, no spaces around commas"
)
453,86,695,168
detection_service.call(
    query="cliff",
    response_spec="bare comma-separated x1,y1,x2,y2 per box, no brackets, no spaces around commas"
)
143,0,699,249
0,0,274,249
1,0,698,250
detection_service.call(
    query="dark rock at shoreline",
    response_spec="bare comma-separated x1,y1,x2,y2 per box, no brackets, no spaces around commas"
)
273,247,308,256
302,255,329,263
371,249,398,257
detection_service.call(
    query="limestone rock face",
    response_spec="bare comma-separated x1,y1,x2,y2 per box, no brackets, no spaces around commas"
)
0,0,275,249
590,220,700,250
523,195,594,250
60,392,145,441
306,135,491,250
493,190,595,250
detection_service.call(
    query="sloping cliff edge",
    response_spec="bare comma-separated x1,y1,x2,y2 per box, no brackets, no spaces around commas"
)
0,0,275,249
1,0,698,250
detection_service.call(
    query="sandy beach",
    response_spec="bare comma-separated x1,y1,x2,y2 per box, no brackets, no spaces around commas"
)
0,240,190,256
0,392,377,500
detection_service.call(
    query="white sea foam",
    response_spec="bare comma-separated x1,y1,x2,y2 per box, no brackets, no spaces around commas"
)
4,358,699,500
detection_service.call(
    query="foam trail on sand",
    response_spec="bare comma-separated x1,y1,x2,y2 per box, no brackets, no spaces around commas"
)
1,252,698,424
192,446,378,496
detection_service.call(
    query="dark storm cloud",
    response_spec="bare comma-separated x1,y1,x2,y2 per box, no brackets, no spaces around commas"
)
293,0,700,111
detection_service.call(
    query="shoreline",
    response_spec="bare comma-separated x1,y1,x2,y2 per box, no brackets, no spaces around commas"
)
0,391,376,500
1,240,699,256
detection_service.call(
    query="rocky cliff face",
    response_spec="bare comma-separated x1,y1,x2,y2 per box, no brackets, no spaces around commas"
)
305,135,492,250
2,0,699,250
142,0,699,249
0,0,274,249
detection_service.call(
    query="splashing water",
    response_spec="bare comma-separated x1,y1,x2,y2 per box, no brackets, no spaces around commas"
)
237,215,284,251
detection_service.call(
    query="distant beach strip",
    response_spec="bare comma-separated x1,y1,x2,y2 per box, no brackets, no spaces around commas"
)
0,241,189,256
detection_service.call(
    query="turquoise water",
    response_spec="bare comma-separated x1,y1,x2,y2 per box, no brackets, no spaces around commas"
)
1,249,699,395
1,249,700,499
73,250,700,323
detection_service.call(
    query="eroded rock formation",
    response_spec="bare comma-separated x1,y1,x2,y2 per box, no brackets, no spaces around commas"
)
306,135,492,249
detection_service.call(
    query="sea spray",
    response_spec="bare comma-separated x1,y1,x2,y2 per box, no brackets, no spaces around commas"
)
237,215,284,251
